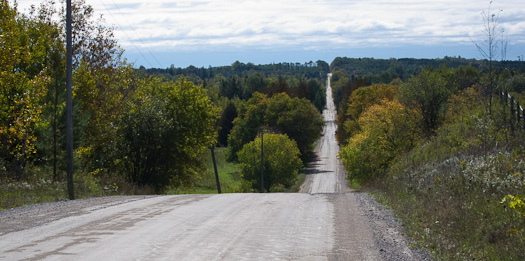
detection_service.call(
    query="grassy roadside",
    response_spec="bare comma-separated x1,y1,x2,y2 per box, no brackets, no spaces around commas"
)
169,146,307,194
0,148,243,210
363,137,525,260
0,168,112,210
1,146,309,210
168,147,243,194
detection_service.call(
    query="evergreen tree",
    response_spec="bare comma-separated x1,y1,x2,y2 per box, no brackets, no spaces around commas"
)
218,102,238,146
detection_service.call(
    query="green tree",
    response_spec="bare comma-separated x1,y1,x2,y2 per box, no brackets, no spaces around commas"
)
450,65,481,91
265,93,324,160
28,0,68,181
294,79,309,100
218,102,237,146
316,60,330,78
227,92,267,161
243,73,267,99
0,0,49,180
219,76,242,99
330,69,350,110
336,84,399,144
399,69,449,136
118,77,220,192
307,79,326,112
238,133,302,192
261,76,290,96
61,0,134,177
74,62,135,175
227,92,323,162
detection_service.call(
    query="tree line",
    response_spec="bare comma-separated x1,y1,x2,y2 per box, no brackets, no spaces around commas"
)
143,60,330,82
330,56,525,84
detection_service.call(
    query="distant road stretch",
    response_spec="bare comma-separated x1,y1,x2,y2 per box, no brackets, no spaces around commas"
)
300,73,348,194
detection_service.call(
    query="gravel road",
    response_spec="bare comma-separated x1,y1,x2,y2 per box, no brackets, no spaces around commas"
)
300,73,348,194
0,74,430,260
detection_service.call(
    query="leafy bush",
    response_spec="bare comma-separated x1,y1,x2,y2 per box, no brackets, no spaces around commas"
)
237,133,302,192
502,193,525,218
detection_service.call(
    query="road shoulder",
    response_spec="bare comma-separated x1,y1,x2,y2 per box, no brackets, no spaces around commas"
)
330,192,431,261
0,195,156,236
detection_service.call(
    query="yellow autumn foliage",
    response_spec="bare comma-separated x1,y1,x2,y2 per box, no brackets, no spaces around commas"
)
340,99,421,182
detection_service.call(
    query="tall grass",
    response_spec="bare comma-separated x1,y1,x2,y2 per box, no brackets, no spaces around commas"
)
168,147,243,194
1,165,155,210
370,121,525,259
0,166,113,210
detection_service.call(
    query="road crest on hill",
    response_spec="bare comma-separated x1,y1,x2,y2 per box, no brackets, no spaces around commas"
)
0,74,429,260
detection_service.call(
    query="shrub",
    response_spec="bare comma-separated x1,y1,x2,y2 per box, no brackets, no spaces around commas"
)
237,133,302,192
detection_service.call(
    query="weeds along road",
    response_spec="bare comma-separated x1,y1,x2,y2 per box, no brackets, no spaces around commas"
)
0,75,428,260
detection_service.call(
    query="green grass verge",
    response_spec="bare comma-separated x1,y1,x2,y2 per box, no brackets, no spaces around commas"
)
167,147,243,194
1,147,310,210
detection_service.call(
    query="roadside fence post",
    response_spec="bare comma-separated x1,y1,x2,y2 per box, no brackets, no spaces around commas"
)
523,108,525,130
517,102,521,123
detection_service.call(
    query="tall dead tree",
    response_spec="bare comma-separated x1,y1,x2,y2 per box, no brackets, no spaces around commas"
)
473,1,505,114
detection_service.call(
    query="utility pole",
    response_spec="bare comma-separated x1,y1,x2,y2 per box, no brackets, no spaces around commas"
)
260,128,264,193
66,0,74,200
210,146,221,194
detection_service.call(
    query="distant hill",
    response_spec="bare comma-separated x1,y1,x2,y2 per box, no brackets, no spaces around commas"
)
139,57,524,84
140,60,330,82
330,56,525,83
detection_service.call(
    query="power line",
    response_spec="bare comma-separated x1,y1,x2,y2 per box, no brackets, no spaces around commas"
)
109,0,163,68
98,0,163,68
98,1,152,67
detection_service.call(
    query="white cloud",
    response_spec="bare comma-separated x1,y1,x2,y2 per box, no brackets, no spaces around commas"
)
11,0,525,64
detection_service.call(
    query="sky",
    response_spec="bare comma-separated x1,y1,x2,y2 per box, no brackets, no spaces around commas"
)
12,0,525,68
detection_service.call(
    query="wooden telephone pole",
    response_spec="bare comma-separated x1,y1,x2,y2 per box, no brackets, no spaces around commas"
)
66,0,74,200
260,128,264,193
210,146,221,194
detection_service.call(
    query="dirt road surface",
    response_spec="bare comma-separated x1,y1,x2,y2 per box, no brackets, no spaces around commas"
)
0,74,429,260
300,73,348,194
